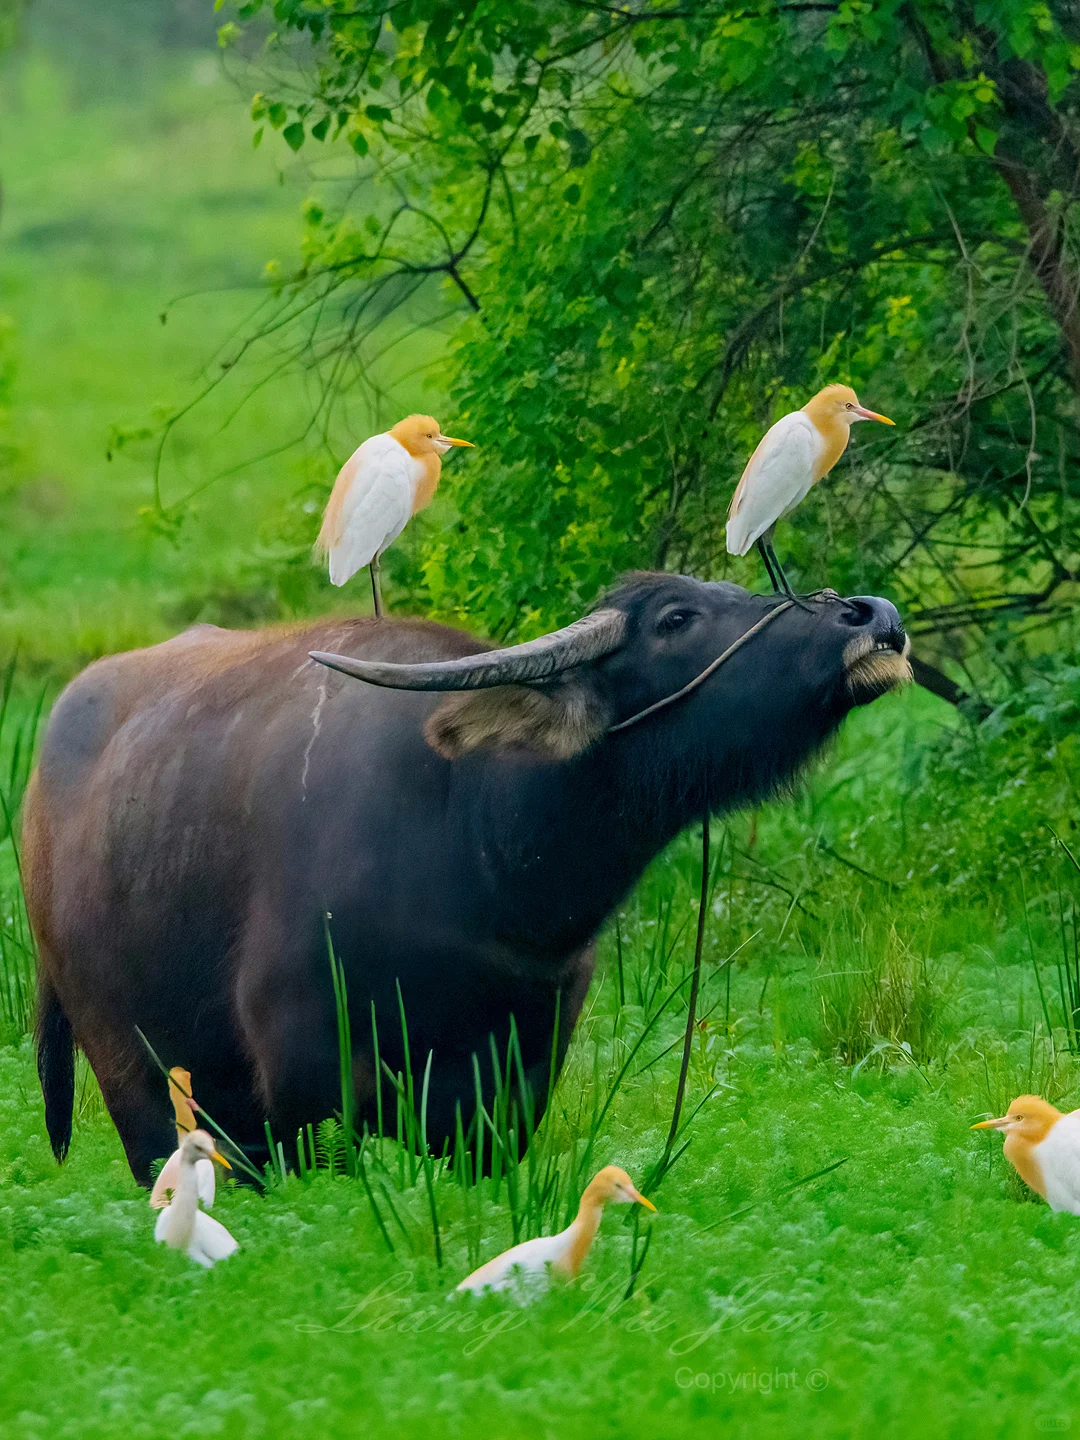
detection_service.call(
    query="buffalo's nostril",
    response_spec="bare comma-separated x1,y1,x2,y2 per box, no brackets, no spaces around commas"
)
839,595,904,635
837,598,876,628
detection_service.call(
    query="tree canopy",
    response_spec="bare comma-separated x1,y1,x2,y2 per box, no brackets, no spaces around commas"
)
223,0,1080,694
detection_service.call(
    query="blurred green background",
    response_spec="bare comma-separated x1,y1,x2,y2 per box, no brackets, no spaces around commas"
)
1,4,1080,1437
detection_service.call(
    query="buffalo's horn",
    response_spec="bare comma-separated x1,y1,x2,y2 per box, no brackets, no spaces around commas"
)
310,609,627,691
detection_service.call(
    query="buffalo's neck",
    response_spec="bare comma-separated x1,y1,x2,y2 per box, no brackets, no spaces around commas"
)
472,740,703,958
469,702,842,959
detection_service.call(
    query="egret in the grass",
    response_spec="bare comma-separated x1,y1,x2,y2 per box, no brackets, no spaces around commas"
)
315,413,474,616
726,383,894,597
456,1166,655,1296
972,1095,1080,1214
154,1130,238,1268
150,1069,214,1211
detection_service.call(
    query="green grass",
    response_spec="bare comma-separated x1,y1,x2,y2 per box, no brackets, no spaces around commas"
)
3,690,1080,1438
1,897,1079,1438
3,7,1080,1439
0,2,450,675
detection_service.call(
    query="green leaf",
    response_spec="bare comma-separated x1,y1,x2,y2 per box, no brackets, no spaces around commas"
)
283,122,306,151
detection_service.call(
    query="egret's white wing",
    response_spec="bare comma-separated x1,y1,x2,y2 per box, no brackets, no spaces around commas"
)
150,1149,181,1210
726,411,822,556
319,433,417,586
456,1233,566,1293
1037,1111,1080,1214
188,1210,239,1268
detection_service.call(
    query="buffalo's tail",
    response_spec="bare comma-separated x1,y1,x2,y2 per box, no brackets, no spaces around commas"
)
36,977,74,1162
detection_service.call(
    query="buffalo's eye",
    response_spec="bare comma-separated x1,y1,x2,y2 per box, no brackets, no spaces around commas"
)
657,609,693,634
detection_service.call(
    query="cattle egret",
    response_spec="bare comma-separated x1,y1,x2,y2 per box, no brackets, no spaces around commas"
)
726,384,894,597
167,1067,199,1139
315,413,473,615
972,1095,1080,1213
150,1069,214,1211
154,1130,238,1267
456,1166,655,1296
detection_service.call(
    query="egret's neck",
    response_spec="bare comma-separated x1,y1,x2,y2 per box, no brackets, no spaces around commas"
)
411,452,442,513
1004,1132,1048,1198
802,406,851,481
174,1158,201,1222
561,1199,605,1277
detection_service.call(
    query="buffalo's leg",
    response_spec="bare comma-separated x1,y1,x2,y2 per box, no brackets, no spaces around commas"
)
413,946,597,1173
236,956,377,1163
83,1036,176,1187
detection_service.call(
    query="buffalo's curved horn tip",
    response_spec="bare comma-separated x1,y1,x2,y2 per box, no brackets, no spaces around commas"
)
309,608,628,691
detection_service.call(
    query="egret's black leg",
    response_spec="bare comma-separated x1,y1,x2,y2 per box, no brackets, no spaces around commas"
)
369,555,384,617
764,540,813,611
756,536,782,594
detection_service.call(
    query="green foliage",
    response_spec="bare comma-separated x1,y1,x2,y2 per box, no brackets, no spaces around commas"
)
216,0,1080,693
2,11,1080,1430
6,772,1080,1433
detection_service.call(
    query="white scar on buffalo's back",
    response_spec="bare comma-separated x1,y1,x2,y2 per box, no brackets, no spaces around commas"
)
301,678,328,798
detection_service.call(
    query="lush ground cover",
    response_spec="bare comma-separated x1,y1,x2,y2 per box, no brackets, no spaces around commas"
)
2,7,1080,1439
2,678,1080,1439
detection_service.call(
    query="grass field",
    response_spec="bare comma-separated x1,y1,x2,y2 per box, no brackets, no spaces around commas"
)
2,6,1080,1439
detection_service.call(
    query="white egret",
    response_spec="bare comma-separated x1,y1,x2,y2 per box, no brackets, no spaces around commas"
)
972,1095,1080,1214
153,1130,238,1268
726,383,894,596
456,1166,655,1296
149,1068,214,1211
315,413,473,615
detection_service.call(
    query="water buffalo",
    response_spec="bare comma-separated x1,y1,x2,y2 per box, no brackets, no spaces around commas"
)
24,573,910,1183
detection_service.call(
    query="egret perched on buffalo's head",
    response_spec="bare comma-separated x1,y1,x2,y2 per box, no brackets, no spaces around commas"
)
972,1095,1080,1214
315,414,473,616
726,384,894,598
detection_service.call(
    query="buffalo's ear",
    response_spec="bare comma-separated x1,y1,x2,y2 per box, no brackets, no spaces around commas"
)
424,677,610,761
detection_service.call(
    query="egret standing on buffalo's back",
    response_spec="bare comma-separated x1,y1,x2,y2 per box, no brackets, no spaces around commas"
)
315,414,473,616
726,384,894,597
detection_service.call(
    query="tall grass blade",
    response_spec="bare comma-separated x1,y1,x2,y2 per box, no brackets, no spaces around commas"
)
324,917,356,1176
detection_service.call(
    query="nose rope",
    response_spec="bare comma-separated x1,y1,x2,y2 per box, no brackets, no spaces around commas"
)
608,599,797,734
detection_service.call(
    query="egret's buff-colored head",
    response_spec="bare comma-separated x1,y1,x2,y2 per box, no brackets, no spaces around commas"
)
971,1094,1062,1144
803,384,894,429
390,414,474,457
581,1165,656,1212
181,1129,232,1169
168,1066,198,1135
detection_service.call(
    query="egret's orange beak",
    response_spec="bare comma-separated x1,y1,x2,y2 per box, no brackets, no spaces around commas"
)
853,406,895,425
971,1116,1009,1130
211,1149,232,1169
631,1188,657,1212
437,435,474,447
